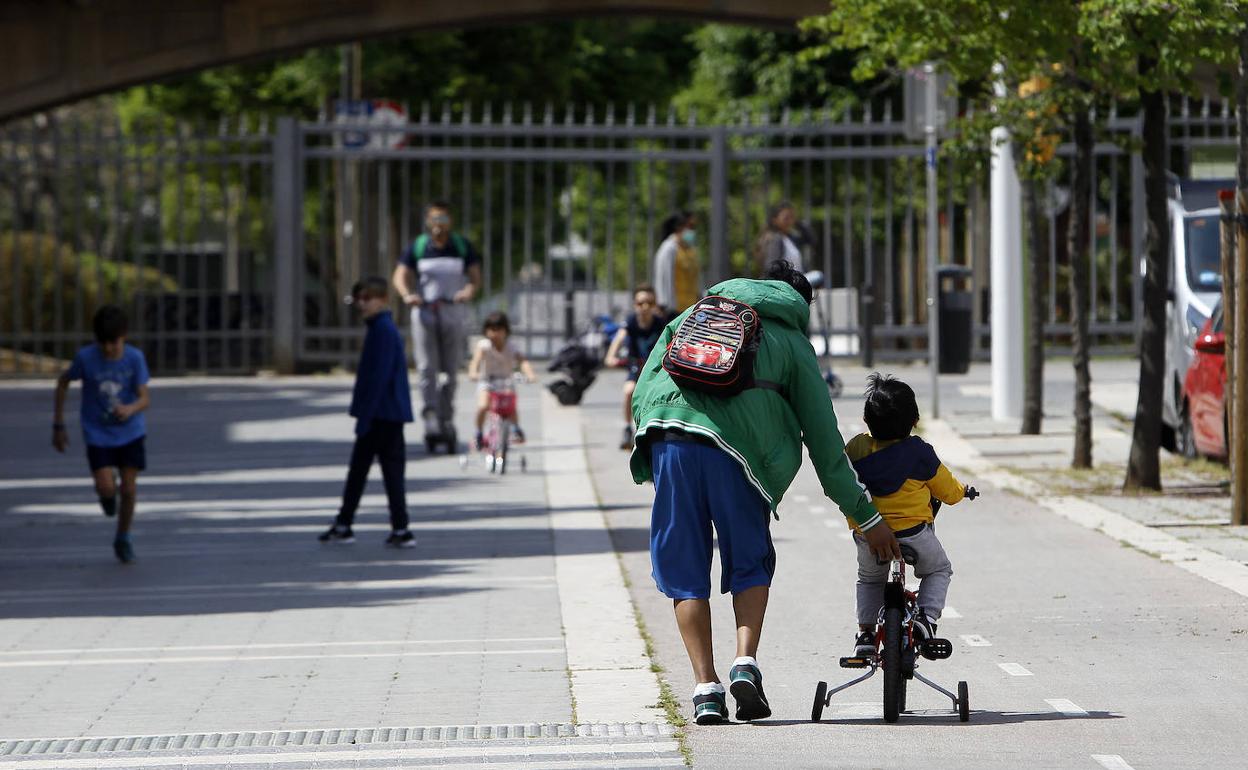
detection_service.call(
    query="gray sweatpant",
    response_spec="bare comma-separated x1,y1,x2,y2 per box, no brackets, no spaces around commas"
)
853,523,953,625
410,303,467,424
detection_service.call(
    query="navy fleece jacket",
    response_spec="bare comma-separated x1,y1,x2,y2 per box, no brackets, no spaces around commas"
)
350,310,413,435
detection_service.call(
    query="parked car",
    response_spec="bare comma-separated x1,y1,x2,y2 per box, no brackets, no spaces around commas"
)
1179,300,1227,460
1159,178,1229,451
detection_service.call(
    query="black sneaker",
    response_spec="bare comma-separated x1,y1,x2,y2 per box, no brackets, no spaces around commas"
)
619,425,634,450
912,614,937,641
318,524,355,543
728,662,771,721
853,630,877,657
385,531,416,548
113,539,135,564
692,689,728,725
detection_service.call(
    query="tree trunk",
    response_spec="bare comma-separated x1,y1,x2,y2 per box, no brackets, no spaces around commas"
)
1069,107,1094,468
1124,82,1169,491
1022,175,1046,434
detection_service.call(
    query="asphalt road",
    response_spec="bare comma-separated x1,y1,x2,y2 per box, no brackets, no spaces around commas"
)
583,364,1248,770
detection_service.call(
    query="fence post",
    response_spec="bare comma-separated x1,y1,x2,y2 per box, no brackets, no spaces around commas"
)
272,117,300,374
709,125,729,284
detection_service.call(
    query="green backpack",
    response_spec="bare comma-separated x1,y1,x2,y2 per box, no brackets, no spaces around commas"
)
412,232,469,260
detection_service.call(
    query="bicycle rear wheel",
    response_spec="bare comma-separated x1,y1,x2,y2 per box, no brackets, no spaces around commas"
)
882,606,903,723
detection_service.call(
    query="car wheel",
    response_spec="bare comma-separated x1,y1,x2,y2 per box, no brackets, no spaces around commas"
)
1179,406,1198,460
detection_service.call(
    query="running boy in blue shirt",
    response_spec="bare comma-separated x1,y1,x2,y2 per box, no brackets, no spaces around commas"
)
604,283,670,449
52,305,151,564
319,277,416,548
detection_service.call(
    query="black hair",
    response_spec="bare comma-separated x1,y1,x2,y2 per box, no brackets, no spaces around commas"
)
633,282,657,298
426,200,452,214
660,209,694,240
763,259,813,305
862,372,920,441
482,311,511,334
767,200,795,231
351,276,389,301
92,305,128,343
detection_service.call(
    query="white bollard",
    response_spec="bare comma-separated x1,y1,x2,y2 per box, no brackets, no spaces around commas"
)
990,126,1024,422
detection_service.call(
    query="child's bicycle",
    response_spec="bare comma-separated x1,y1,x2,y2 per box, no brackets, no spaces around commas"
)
812,486,979,724
462,375,527,475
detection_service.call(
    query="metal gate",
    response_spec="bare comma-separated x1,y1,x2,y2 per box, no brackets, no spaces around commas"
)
2,97,1239,375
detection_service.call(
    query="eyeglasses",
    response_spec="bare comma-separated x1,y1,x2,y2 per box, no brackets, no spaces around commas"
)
429,214,450,225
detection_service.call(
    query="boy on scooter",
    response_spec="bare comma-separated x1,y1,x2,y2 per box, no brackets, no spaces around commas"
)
844,373,974,656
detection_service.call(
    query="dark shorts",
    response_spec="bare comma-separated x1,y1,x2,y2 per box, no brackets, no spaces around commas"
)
626,363,642,382
649,435,775,599
86,437,147,472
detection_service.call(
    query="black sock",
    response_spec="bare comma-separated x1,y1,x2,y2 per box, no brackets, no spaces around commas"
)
99,495,117,517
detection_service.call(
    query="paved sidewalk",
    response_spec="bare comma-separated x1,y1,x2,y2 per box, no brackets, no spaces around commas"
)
0,378,677,769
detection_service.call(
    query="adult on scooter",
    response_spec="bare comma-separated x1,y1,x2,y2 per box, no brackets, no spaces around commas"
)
391,201,481,447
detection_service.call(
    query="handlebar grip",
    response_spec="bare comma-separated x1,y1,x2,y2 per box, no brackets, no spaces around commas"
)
965,486,979,500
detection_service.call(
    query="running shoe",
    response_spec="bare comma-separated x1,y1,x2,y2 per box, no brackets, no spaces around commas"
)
728,662,771,721
692,689,728,725
619,424,634,450
385,531,417,548
853,630,877,657
113,538,135,564
318,524,355,543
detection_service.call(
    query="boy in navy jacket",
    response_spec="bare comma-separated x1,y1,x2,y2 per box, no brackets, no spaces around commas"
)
319,277,416,548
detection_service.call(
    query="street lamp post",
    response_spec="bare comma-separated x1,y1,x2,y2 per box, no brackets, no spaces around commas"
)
925,62,941,419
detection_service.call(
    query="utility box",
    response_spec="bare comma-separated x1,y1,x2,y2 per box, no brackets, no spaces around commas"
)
936,264,974,374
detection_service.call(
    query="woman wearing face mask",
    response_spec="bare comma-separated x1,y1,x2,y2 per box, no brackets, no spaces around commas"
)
754,201,804,275
653,210,701,314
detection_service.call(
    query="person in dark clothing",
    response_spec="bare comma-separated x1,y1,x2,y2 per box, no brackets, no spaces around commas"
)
604,284,670,449
319,277,416,548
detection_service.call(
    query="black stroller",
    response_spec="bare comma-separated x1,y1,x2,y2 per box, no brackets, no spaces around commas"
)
547,314,618,405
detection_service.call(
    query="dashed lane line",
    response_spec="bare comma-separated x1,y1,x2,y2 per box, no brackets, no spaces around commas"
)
942,607,962,619
959,634,992,647
1091,755,1135,770
997,663,1033,676
1045,698,1089,716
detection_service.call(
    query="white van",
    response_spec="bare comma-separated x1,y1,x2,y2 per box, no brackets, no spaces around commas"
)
1160,178,1227,449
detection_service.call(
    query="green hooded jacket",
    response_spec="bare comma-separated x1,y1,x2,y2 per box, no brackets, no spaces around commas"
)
629,278,882,531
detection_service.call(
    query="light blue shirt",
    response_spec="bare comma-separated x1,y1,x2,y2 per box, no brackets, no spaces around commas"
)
64,344,150,448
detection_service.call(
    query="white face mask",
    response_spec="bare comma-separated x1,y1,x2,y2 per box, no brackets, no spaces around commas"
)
680,229,697,247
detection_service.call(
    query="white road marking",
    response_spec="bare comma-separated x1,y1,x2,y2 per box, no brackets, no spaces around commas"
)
1046,698,1089,716
0,637,564,657
808,505,829,515
960,634,992,647
1091,755,1135,770
997,662,1033,676
942,607,962,619
792,494,811,502
0,648,565,668
0,741,683,769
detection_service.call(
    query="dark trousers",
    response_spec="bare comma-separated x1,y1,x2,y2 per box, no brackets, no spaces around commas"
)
336,419,409,531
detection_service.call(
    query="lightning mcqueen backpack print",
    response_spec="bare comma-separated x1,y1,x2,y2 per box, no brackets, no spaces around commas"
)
661,295,764,396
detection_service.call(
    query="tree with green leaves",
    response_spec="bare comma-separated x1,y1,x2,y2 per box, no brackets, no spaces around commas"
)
802,0,1082,448
1077,0,1239,491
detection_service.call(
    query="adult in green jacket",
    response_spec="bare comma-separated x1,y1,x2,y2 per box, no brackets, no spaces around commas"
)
629,260,899,725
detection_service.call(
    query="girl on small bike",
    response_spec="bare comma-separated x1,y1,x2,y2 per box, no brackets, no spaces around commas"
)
468,312,536,450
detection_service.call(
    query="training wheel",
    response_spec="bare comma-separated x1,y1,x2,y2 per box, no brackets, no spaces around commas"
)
957,681,970,722
811,681,828,722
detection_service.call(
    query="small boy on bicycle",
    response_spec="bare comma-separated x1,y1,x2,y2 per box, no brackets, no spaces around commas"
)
844,373,972,656
468,311,536,450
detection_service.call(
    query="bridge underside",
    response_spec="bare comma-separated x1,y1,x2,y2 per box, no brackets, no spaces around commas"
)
1,0,823,120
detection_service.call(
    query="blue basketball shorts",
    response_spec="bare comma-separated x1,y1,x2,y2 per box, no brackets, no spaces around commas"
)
649,437,775,600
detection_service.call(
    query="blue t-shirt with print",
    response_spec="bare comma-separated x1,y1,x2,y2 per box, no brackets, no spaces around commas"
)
64,344,150,448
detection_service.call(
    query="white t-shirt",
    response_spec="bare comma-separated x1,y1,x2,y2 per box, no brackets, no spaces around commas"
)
476,339,522,382
782,234,803,272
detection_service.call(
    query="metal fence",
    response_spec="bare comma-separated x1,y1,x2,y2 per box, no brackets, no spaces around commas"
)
1,97,1240,375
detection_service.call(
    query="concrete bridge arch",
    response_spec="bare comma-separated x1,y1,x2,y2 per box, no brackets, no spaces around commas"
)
1,0,825,120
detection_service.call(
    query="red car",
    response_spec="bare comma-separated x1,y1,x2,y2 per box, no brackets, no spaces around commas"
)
1180,300,1227,459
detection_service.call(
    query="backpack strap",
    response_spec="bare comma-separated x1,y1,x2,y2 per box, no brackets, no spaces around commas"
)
754,379,787,398
413,234,429,260
450,232,468,255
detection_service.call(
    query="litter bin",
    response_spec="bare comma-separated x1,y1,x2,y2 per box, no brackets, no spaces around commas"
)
936,265,973,374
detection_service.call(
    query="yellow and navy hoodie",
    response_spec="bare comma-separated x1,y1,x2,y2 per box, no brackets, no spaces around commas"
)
844,433,966,533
